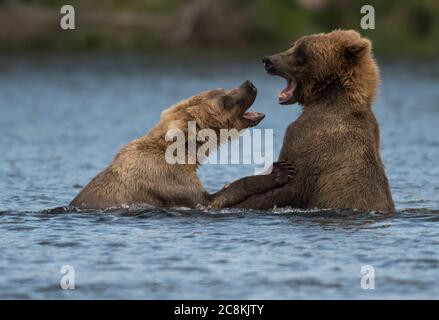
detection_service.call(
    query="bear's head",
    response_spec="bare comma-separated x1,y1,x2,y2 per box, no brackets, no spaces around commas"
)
160,80,263,133
262,30,379,106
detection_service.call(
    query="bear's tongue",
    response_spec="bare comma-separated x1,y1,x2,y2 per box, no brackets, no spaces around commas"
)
278,79,296,104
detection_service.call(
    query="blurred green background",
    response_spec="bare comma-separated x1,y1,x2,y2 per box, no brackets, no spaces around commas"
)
1,0,438,56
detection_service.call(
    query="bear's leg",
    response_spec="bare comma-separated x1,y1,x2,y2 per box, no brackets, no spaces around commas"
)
232,183,301,210
208,161,295,209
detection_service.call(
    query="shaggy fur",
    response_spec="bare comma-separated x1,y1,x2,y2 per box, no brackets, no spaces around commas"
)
70,82,291,210
236,30,395,213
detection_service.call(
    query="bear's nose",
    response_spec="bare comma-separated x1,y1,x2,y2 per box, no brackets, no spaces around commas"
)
262,56,275,70
240,80,257,93
245,80,256,91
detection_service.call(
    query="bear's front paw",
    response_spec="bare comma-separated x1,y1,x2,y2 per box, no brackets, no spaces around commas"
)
271,161,296,186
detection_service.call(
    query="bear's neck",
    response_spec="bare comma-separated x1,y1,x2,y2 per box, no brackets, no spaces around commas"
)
135,122,222,171
304,82,374,109
303,91,373,115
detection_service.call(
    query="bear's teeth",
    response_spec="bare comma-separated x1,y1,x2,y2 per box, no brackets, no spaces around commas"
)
278,79,297,103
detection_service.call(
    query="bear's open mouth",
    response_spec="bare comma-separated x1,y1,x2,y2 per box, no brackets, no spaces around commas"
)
242,111,265,126
278,78,297,104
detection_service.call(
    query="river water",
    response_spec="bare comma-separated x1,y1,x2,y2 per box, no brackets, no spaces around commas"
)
0,55,438,299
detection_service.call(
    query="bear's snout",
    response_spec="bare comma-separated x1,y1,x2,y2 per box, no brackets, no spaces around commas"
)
240,80,257,93
262,56,276,71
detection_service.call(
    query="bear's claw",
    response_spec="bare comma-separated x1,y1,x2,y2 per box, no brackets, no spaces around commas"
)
271,161,296,185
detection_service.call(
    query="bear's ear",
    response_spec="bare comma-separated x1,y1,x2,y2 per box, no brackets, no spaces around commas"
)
344,38,371,61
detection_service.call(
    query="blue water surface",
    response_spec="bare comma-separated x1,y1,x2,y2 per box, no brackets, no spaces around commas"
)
0,55,439,299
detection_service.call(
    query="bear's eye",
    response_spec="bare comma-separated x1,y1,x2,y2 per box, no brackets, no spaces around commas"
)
295,43,308,66
219,96,235,110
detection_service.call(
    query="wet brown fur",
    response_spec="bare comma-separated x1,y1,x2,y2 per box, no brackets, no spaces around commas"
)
70,85,287,210
237,30,395,213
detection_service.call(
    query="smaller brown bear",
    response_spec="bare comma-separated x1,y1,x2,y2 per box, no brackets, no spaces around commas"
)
236,30,395,213
70,81,293,210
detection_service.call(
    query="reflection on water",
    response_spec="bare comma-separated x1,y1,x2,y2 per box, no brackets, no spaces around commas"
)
0,55,439,299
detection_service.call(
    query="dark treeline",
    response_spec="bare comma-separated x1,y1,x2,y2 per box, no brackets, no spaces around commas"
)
1,0,438,56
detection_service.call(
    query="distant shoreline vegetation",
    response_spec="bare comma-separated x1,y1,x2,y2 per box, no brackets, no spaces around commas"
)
1,0,438,57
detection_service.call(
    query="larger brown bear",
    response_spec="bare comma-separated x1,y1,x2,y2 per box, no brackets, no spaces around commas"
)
236,30,395,213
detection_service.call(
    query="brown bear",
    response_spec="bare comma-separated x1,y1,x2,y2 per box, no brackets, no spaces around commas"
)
70,81,294,210
234,30,395,213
